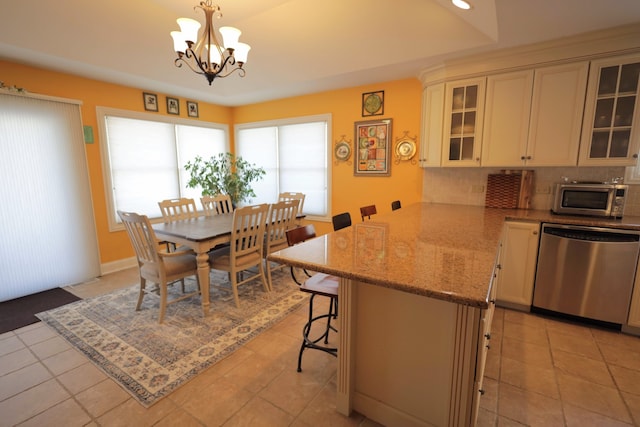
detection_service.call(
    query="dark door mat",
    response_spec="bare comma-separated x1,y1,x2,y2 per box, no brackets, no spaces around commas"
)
0,288,81,334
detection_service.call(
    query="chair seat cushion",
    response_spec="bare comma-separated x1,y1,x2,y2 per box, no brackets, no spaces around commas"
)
141,252,197,281
208,247,262,271
300,273,339,298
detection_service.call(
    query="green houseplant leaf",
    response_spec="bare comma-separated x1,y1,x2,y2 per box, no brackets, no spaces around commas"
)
184,153,266,206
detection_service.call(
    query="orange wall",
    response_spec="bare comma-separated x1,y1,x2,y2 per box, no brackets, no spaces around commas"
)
1,60,423,266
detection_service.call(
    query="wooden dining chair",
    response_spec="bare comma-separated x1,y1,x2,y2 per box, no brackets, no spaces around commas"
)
278,192,305,225
360,204,377,221
208,203,270,308
285,224,338,372
264,200,299,291
200,194,234,216
391,200,402,211
332,212,352,231
117,210,201,323
158,198,199,221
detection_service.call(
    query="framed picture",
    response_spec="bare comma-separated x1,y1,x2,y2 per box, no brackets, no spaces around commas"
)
362,90,384,116
354,118,392,176
187,101,199,118
166,97,180,115
143,92,158,112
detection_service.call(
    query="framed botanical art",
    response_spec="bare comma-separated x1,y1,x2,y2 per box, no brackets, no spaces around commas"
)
187,100,199,118
166,97,180,115
354,118,392,176
143,92,158,112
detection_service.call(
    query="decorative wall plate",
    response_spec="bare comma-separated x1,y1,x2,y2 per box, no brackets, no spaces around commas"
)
395,134,417,161
334,136,352,164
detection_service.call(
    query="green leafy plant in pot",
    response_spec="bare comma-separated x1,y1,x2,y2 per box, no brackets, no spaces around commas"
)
184,152,266,206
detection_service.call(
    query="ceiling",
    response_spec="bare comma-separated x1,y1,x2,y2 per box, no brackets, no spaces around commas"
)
1,0,640,107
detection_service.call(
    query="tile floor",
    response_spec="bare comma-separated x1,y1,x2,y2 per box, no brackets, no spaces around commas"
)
0,267,639,426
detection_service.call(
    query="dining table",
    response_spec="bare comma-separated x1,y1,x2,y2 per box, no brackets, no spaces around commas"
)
153,213,234,316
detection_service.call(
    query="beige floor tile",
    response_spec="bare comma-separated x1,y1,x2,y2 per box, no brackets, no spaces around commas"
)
501,336,553,369
496,416,528,426
483,345,501,380
0,348,38,376
151,407,204,427
97,396,179,427
297,381,363,427
74,378,130,418
476,407,497,427
222,351,286,394
563,402,634,427
56,362,107,395
0,379,70,426
552,349,615,388
503,310,547,329
500,356,559,399
41,348,88,376
497,382,564,426
502,321,548,346
621,392,640,426
547,329,603,361
17,397,92,427
15,323,58,347
600,342,640,372
259,368,325,416
609,364,640,395
544,317,596,340
224,395,295,426
181,375,254,426
29,335,72,360
557,372,632,423
0,362,51,401
592,328,640,353
244,328,300,361
0,334,25,357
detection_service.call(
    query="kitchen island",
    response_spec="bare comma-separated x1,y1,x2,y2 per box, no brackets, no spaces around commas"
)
268,203,506,426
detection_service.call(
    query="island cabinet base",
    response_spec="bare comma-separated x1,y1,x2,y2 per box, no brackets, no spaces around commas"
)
337,279,494,427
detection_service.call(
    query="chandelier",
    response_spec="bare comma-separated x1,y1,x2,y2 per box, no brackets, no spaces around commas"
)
170,1,250,85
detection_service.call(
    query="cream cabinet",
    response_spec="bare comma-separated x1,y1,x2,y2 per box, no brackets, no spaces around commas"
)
441,77,486,167
496,221,540,309
627,257,640,328
419,83,444,167
579,54,640,166
480,70,534,167
481,63,588,167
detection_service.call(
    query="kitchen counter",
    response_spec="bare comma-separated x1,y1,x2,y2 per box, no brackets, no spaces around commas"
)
269,202,505,309
503,208,640,230
268,202,506,426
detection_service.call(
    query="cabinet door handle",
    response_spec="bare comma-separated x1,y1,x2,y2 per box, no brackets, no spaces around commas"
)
479,389,485,395
634,154,638,159
484,333,491,339
521,155,526,160
532,231,538,235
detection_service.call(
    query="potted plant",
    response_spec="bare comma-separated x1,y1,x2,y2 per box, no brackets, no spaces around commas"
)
184,152,265,206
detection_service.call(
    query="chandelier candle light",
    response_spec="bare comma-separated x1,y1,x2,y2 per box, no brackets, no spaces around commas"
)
170,1,250,85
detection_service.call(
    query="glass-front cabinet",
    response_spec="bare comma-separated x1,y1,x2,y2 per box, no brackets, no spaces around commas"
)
442,77,486,166
579,55,640,166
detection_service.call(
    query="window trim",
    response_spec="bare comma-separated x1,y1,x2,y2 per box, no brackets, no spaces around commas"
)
234,113,332,222
97,106,230,232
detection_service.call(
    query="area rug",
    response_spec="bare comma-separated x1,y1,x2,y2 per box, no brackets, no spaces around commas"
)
0,288,81,334
36,269,307,407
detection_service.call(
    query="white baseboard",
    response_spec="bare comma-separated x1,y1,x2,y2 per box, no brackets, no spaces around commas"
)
100,257,137,275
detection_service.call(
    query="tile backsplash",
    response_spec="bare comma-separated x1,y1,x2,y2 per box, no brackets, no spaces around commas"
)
422,166,640,217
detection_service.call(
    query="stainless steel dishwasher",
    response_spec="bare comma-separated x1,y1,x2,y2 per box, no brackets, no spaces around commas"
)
533,223,640,325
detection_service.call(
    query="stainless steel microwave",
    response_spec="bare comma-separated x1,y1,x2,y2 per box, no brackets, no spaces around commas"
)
552,183,628,218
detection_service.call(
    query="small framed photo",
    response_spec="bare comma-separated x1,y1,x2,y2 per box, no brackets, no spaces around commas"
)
187,101,199,118
166,97,180,115
143,92,158,112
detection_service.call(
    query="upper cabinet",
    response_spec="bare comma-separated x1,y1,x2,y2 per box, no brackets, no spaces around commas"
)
481,63,588,167
579,54,640,166
441,78,486,167
419,83,444,167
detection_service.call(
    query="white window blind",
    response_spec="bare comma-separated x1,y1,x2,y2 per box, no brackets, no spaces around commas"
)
0,92,100,301
98,108,228,228
236,115,330,218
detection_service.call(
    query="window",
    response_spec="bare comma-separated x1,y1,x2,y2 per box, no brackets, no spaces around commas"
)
97,107,229,230
235,114,331,219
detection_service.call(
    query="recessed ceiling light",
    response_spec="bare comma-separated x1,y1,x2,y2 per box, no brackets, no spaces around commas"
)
452,0,471,10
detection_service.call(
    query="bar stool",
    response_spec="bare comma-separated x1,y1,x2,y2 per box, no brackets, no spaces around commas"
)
285,225,338,372
360,204,377,221
332,212,352,231
391,200,402,211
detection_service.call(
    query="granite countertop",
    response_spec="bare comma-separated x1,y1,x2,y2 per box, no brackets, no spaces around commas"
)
269,203,640,309
269,203,507,309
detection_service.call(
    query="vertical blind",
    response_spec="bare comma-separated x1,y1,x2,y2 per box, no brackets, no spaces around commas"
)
0,92,100,301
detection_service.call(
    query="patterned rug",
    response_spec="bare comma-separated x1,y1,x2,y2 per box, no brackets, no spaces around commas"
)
36,269,307,407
